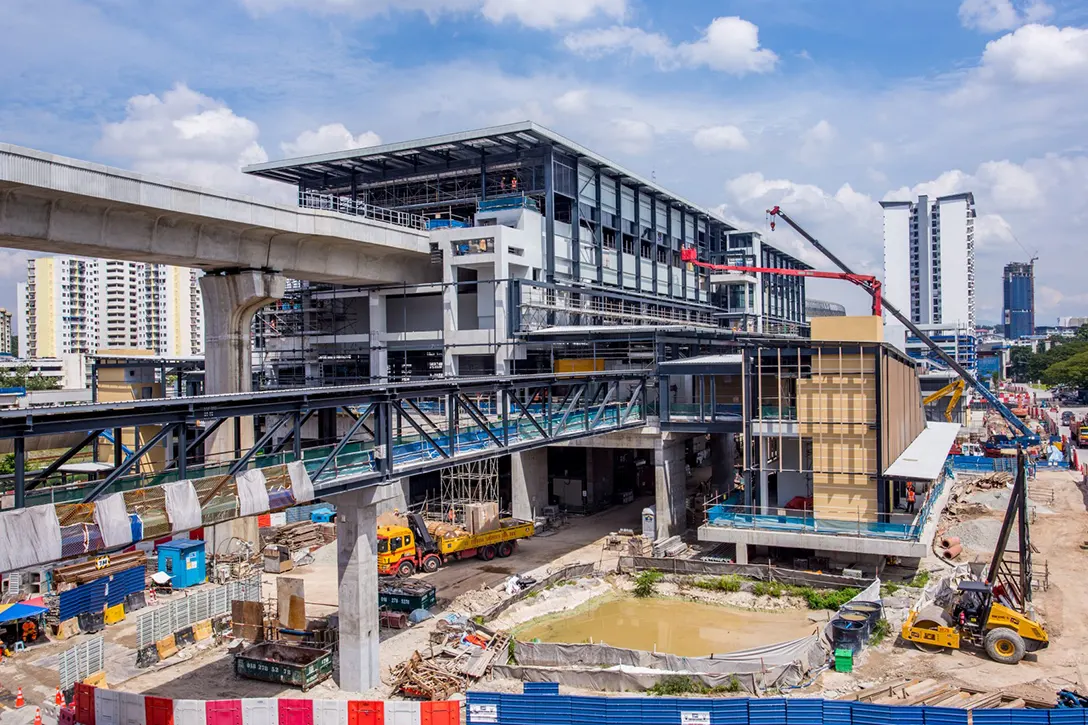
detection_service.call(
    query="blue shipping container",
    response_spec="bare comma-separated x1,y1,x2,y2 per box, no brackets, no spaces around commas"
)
157,539,206,589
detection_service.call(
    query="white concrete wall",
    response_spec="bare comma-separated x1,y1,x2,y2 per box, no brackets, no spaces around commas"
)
936,197,974,328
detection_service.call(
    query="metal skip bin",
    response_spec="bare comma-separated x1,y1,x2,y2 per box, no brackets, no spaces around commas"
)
233,643,334,692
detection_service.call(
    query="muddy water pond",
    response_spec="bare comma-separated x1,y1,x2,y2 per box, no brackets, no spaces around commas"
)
519,597,817,657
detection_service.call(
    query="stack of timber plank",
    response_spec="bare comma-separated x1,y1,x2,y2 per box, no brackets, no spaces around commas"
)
53,552,148,586
843,677,1049,709
270,522,324,552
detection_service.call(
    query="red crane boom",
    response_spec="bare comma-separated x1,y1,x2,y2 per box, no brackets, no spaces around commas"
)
679,246,882,316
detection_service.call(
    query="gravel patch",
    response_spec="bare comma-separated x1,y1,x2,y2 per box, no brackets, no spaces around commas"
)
966,488,1052,515
946,518,1020,554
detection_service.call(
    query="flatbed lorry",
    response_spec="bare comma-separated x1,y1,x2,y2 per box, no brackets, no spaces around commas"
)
377,511,534,577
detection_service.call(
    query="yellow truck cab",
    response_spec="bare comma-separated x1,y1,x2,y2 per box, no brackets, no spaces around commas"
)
377,511,534,577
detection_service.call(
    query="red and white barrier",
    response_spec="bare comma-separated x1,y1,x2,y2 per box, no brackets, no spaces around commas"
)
75,686,458,725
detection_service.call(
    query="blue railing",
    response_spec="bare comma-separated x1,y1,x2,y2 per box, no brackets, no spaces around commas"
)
705,467,949,542
467,691,1070,724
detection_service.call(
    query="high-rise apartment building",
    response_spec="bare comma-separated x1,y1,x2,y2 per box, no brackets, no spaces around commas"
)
0,308,12,355
1002,262,1035,340
881,192,977,369
17,256,204,359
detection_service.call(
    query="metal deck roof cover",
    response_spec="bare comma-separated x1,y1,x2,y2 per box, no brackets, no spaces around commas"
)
883,421,961,480
243,121,735,227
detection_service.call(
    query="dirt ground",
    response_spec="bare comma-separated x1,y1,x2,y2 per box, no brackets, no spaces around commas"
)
95,497,652,701
819,461,1088,704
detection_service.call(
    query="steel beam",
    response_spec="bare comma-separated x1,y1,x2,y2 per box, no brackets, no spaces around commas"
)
554,385,585,435
589,382,618,431
81,424,176,505
228,413,292,476
311,409,371,482
393,401,449,459
456,394,504,449
25,428,104,492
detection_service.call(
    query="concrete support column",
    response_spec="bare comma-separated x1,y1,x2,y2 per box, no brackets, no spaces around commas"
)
199,270,286,457
369,293,388,383
734,542,749,565
328,485,393,693
709,433,735,499
442,264,459,378
654,435,687,539
511,448,548,522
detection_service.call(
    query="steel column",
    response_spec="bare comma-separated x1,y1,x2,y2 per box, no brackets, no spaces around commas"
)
13,437,25,509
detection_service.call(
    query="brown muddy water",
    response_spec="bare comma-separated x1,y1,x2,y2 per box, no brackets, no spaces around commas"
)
519,597,817,656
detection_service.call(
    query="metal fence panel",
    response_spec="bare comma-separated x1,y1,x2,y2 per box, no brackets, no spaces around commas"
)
58,636,105,691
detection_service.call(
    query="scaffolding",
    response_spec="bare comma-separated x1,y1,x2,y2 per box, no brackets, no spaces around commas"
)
434,458,499,526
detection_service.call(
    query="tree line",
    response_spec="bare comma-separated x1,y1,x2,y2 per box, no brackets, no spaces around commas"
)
1009,325,1088,389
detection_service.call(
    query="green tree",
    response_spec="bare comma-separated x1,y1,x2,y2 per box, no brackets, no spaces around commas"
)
1043,350,1088,389
1077,324,1088,342
1008,346,1033,382
0,453,14,474
0,364,61,391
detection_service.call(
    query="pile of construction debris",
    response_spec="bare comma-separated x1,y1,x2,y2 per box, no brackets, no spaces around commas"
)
844,678,1050,710
390,615,510,699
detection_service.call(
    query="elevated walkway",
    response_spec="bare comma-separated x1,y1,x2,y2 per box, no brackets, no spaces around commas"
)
0,371,647,570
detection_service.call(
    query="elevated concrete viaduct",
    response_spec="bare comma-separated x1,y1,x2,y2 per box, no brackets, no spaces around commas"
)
0,143,440,692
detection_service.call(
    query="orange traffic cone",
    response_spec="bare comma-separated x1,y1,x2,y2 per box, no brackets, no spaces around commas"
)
15,687,25,708
33,707,42,725
55,687,65,706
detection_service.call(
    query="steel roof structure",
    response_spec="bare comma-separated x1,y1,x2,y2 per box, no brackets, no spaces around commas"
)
244,121,735,229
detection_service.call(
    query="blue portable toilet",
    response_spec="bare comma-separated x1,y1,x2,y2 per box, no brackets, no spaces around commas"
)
157,539,206,589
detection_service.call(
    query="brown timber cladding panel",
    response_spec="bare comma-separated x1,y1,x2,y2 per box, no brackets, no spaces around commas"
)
881,352,927,469
799,351,879,523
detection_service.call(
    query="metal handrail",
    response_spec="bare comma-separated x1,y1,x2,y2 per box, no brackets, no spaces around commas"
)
298,191,428,231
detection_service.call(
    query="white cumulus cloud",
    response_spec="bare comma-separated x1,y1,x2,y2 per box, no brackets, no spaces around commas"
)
978,24,1088,83
610,118,654,154
564,16,778,75
240,0,625,28
95,83,274,195
554,89,591,114
958,0,1053,33
280,123,381,158
692,125,748,151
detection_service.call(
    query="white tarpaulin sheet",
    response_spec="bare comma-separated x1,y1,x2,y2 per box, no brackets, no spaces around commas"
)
510,634,824,693
235,469,270,517
289,460,314,503
163,480,202,534
94,492,133,548
0,504,62,571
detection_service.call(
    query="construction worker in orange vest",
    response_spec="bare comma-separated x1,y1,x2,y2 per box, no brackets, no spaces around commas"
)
906,483,916,514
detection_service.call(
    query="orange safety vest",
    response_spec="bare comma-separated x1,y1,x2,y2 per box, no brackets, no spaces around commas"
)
907,489,916,503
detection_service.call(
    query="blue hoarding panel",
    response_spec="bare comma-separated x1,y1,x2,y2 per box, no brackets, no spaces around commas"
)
748,699,785,725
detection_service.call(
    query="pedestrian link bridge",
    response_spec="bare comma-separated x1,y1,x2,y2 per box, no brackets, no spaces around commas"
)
0,371,646,571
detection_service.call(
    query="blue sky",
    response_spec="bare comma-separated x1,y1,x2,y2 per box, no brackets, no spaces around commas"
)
3,0,1088,324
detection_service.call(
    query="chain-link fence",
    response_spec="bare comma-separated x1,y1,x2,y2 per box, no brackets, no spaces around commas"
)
58,636,104,692
136,575,261,648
